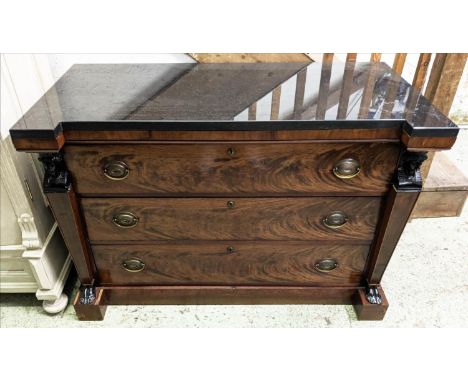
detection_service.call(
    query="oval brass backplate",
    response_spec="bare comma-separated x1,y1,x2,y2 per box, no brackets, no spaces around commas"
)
227,147,236,156
315,258,338,273
323,211,348,229
333,158,361,179
122,258,145,272
103,160,129,180
112,212,139,228
227,200,236,208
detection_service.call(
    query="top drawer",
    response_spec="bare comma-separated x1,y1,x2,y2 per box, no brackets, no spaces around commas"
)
64,142,399,195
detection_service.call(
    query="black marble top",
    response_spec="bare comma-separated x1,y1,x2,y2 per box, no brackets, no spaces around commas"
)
10,61,458,139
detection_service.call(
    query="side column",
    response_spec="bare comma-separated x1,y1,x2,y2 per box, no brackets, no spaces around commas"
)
39,153,106,320
353,150,427,320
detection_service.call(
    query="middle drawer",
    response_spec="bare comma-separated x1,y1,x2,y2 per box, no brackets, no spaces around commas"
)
81,197,382,242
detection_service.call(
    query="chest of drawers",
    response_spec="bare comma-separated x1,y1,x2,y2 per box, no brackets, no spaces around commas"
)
10,61,459,321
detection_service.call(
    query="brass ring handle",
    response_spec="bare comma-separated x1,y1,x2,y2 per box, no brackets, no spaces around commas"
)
333,158,360,179
323,211,348,229
103,160,129,180
122,258,145,272
113,212,139,228
315,258,338,273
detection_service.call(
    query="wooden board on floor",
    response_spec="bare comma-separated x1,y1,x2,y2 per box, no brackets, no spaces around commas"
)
412,152,468,218
412,191,467,218
423,152,468,192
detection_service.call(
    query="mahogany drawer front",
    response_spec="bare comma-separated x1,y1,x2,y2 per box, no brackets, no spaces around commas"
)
92,242,369,286
64,142,400,195
81,197,382,242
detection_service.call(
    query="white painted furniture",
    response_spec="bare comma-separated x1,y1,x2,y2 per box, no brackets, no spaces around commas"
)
0,137,71,313
1,54,72,313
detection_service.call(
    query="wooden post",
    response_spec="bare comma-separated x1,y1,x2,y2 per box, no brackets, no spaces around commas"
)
358,53,381,118
392,53,407,75
425,53,467,114
270,86,282,120
354,149,428,320
315,53,334,119
412,53,432,90
293,68,308,118
337,53,357,119
404,53,433,121
248,103,257,120
381,53,407,118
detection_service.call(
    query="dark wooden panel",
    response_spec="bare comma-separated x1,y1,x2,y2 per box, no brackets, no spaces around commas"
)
99,285,358,305
93,242,370,286
65,142,400,195
365,187,420,284
81,197,383,242
46,188,96,284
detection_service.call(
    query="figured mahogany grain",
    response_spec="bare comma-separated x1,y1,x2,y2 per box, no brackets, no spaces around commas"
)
93,242,369,286
81,197,382,242
65,142,400,195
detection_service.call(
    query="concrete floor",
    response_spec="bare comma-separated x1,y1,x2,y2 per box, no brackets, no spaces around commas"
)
1,131,467,328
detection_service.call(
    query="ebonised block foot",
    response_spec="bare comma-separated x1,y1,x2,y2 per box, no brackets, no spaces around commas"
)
352,285,389,321
73,287,107,321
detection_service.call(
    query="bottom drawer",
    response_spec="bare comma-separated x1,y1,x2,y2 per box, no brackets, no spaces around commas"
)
93,242,369,286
